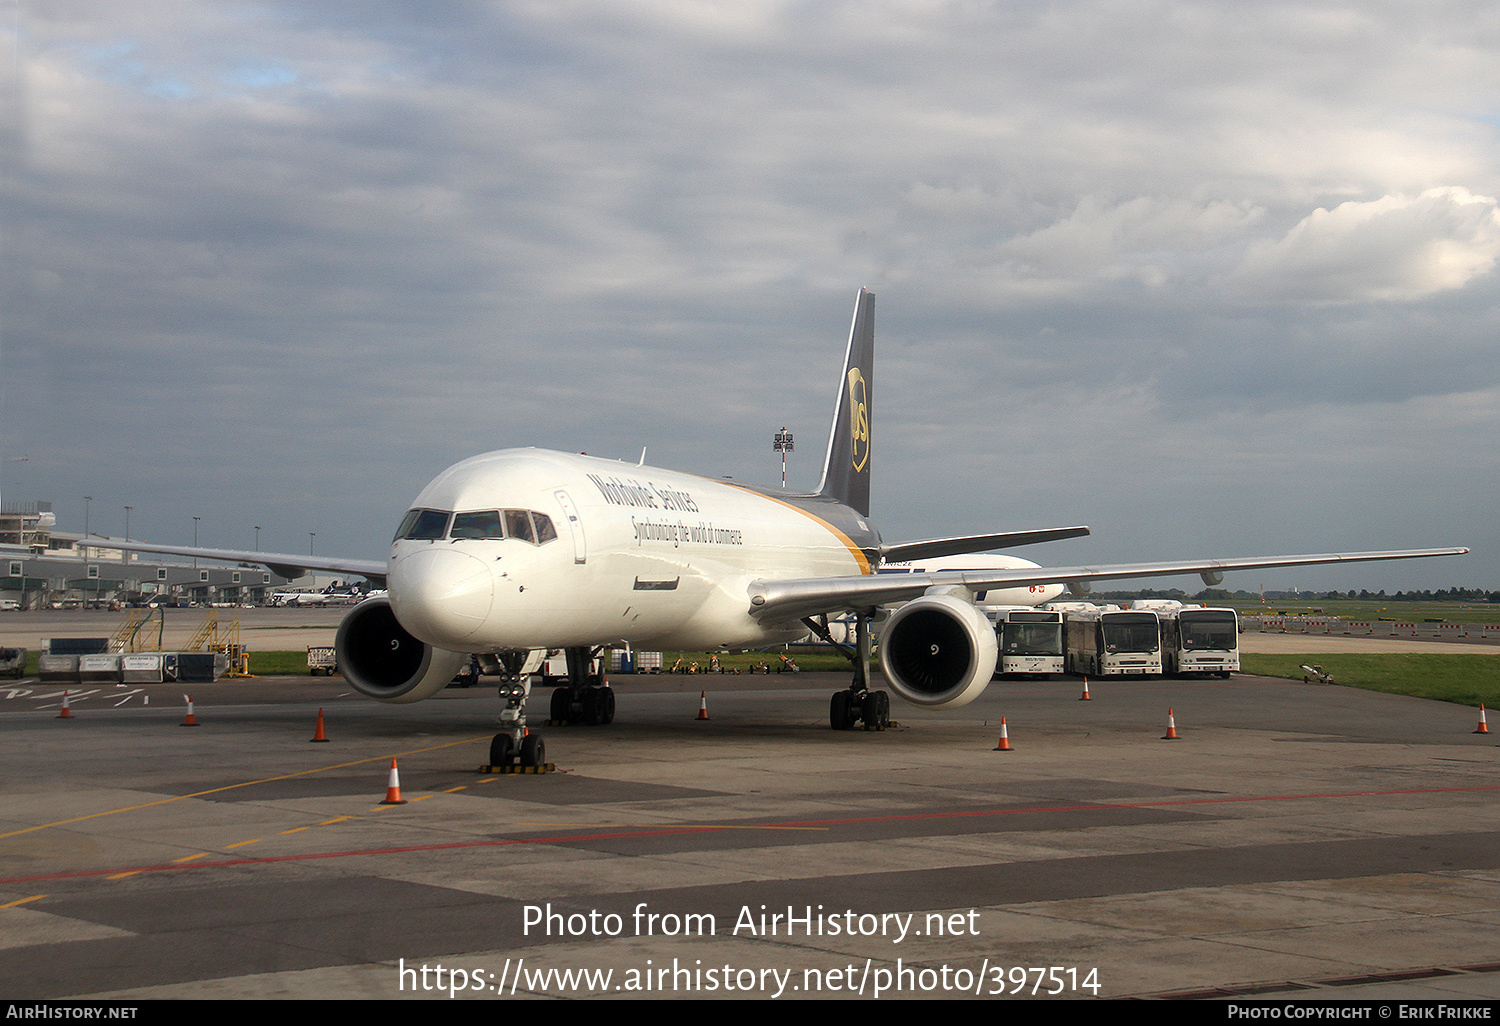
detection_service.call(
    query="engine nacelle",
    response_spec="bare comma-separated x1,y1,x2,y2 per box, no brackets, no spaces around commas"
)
878,592,998,709
334,596,467,704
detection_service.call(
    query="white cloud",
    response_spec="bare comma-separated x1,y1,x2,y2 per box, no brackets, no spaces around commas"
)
1229,187,1500,302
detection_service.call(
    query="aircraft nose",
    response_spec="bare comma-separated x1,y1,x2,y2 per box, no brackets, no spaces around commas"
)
388,548,494,647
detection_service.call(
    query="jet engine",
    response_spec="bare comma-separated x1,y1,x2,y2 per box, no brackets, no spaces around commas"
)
334,596,467,703
878,592,998,709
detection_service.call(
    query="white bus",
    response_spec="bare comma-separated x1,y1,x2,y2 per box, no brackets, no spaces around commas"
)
991,607,1065,677
1062,607,1163,677
1160,606,1239,677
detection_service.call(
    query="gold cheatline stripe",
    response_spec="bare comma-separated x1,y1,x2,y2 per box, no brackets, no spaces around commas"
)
719,483,872,575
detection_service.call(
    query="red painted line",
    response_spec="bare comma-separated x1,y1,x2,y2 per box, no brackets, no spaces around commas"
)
6,784,1500,885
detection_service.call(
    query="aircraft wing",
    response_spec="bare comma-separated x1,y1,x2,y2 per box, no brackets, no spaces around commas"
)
93,537,387,585
748,547,1469,622
880,526,1091,562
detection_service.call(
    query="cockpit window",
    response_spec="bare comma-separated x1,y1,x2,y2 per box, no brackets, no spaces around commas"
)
504,509,535,543
397,509,451,541
397,507,558,545
450,511,505,540
532,512,557,543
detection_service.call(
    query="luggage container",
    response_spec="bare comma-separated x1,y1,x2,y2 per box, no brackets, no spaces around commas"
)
38,654,80,682
78,654,122,684
175,652,225,683
122,654,164,683
307,646,338,676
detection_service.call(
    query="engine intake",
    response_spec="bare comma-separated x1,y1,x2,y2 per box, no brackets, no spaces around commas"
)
878,592,997,709
334,596,467,703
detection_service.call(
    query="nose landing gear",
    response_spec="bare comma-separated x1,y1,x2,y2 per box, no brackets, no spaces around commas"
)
486,651,552,771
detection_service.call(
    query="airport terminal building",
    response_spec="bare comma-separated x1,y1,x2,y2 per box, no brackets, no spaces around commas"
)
0,501,299,608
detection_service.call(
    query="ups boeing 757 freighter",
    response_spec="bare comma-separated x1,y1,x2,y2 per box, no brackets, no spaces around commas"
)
109,290,1467,767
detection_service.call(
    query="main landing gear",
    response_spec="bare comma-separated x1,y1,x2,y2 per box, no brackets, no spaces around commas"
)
548,646,616,726
487,650,547,769
804,613,891,731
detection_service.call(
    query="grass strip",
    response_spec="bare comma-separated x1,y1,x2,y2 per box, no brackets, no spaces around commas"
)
1240,653,1500,708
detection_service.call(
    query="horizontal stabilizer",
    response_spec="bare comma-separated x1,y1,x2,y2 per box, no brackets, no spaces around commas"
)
881,526,1091,564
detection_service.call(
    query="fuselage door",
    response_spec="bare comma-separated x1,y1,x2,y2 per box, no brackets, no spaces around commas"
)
555,490,586,564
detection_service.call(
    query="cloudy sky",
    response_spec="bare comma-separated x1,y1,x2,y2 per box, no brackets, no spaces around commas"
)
3,1,1495,592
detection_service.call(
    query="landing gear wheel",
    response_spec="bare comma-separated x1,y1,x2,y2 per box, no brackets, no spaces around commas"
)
550,686,570,722
520,733,546,768
579,686,616,725
489,733,514,768
861,690,890,728
830,690,857,730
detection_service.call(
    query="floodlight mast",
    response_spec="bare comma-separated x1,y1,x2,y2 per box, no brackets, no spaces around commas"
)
774,427,794,489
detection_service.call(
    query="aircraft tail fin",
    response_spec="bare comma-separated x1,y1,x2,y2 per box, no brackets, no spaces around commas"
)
815,288,874,517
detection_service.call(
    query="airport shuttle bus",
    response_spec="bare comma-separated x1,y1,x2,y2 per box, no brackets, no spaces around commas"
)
992,607,1065,677
1160,607,1239,677
1062,606,1163,676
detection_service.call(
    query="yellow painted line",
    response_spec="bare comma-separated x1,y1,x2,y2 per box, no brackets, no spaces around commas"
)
408,795,434,802
1,894,46,909
107,871,142,880
478,777,498,783
0,735,491,841
224,839,260,849
443,786,467,793
171,853,209,863
279,826,311,835
319,816,355,826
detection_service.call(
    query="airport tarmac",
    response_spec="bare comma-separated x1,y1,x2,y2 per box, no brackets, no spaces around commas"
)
2,666,1498,1001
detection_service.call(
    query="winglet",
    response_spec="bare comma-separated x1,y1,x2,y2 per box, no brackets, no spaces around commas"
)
815,288,874,517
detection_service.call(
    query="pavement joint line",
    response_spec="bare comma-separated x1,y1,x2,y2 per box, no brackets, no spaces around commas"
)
514,822,830,830
7,780,1500,885
0,734,493,841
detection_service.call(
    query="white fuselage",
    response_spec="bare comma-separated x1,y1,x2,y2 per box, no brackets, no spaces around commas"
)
386,448,872,654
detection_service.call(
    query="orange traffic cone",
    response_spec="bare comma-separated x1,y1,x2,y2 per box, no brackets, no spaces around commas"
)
380,758,406,804
696,690,710,720
1079,676,1091,701
1476,704,1490,735
310,707,330,742
993,716,1012,751
181,694,198,727
1162,707,1180,740
57,690,72,719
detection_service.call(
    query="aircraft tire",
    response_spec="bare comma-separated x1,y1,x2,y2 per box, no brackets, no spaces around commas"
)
830,691,857,730
489,733,513,768
521,733,545,768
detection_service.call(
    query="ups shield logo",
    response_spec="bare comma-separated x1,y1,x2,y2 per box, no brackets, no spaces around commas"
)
847,367,869,472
